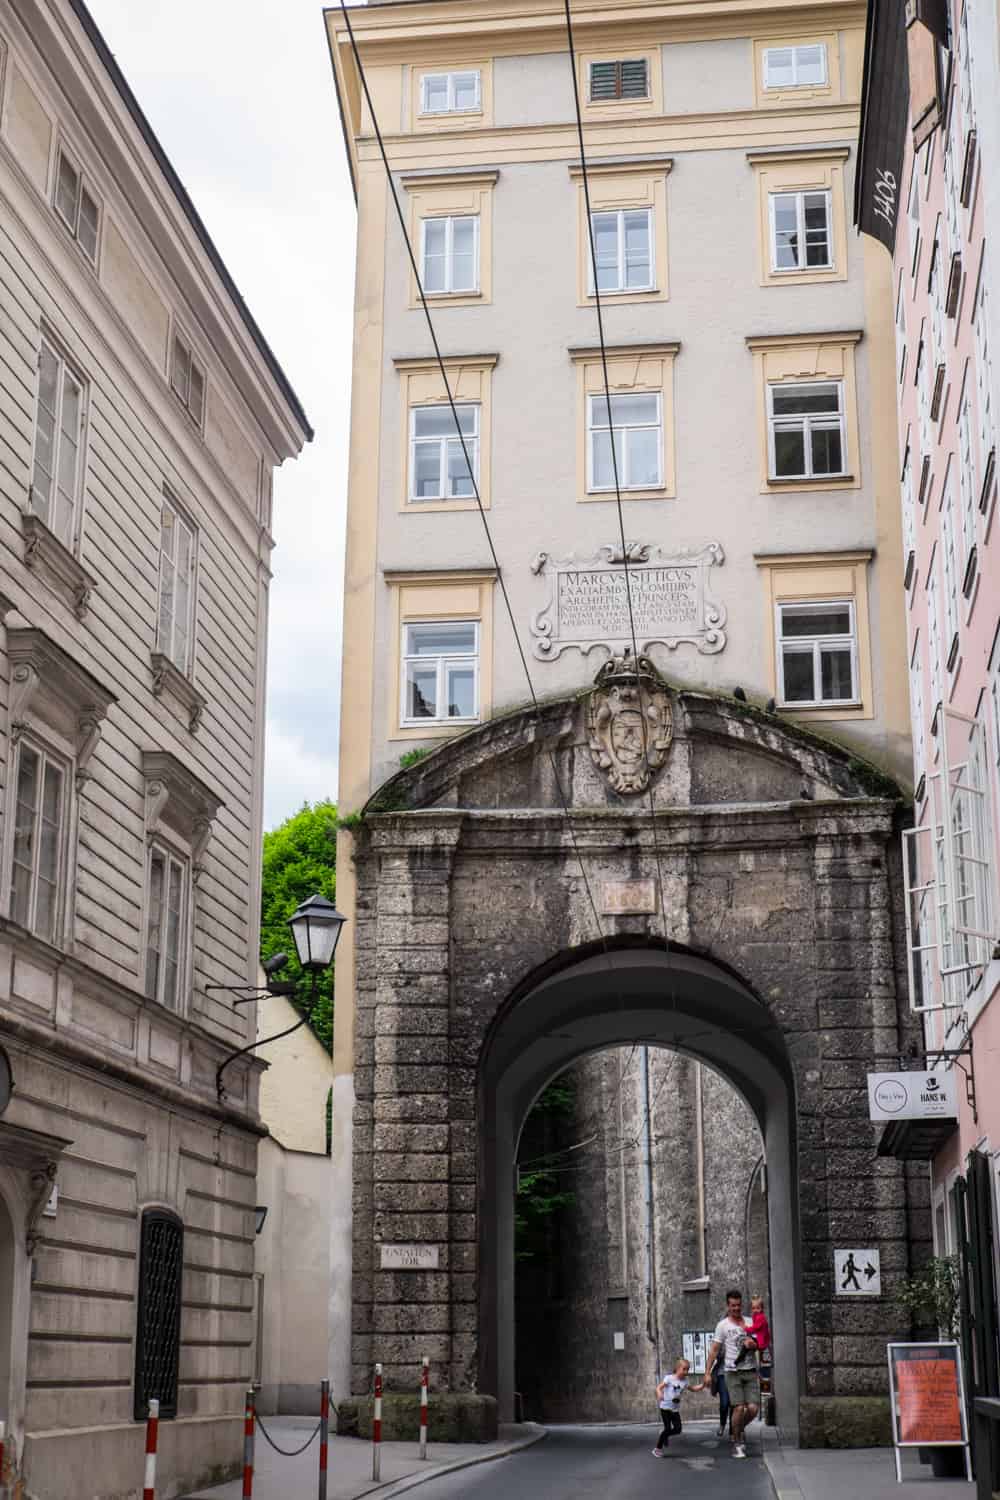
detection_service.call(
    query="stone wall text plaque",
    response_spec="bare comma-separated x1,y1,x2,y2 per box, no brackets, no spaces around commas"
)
380,1244,440,1271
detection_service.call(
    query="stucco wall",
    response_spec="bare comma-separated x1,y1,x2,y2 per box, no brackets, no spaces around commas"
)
256,1139,331,1415
258,993,331,1155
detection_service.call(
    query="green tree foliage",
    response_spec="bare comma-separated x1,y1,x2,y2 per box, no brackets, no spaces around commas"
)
895,1255,961,1338
260,801,337,1052
515,1078,577,1263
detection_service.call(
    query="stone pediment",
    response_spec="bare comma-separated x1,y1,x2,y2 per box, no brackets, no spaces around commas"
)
142,750,223,879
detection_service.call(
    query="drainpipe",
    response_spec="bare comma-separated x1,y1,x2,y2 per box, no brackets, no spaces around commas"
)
641,1046,660,1377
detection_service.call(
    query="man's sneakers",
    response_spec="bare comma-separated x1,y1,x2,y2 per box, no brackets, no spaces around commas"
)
732,1443,748,1459
652,1448,664,1458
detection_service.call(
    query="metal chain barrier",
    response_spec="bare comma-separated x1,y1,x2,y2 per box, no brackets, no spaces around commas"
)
254,1411,323,1458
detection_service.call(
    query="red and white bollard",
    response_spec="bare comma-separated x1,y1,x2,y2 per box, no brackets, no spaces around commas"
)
419,1357,429,1460
372,1363,383,1482
318,1379,330,1500
142,1399,159,1500
242,1387,256,1499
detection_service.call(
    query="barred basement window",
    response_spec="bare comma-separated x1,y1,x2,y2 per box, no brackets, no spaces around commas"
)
134,1208,183,1420
588,58,649,101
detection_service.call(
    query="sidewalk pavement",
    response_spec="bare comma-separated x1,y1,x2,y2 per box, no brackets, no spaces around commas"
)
180,1416,546,1500
761,1428,973,1498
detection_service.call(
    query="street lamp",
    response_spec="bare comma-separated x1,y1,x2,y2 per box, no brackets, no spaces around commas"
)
288,894,346,973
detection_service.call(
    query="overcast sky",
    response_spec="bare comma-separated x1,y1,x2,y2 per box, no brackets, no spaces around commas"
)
87,0,356,829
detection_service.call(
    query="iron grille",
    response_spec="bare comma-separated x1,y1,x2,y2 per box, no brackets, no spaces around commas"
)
134,1208,184,1420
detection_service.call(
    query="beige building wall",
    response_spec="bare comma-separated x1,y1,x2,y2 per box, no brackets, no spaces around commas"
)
258,993,332,1155
0,2,309,1494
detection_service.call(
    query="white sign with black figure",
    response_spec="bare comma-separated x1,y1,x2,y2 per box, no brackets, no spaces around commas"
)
867,1071,958,1122
835,1248,881,1295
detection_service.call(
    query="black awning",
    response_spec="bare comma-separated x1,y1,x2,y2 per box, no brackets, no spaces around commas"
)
877,1115,958,1160
855,0,910,252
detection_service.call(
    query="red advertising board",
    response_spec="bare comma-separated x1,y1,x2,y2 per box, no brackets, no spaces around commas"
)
887,1343,969,1448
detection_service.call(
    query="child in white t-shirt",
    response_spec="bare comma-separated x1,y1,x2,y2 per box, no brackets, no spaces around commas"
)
652,1357,706,1457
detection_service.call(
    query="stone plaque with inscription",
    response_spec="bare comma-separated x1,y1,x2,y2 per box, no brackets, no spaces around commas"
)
601,879,659,915
530,541,726,661
380,1244,440,1271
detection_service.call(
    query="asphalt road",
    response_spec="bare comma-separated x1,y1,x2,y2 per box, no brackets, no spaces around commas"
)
412,1420,775,1498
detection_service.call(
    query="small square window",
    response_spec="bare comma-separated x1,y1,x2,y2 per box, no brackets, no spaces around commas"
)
777,601,857,706
409,404,479,502
769,191,832,272
401,620,479,726
762,43,828,90
419,70,481,114
589,209,654,293
170,332,206,428
588,58,649,101
421,215,479,295
54,149,100,264
587,391,663,491
767,382,846,480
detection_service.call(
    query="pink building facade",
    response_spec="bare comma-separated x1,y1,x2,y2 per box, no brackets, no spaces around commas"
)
858,0,1000,1463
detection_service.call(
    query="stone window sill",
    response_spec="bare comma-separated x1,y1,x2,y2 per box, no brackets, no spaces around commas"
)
22,510,97,620
151,652,207,734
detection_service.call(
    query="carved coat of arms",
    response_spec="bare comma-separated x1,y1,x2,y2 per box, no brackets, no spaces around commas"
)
587,651,673,796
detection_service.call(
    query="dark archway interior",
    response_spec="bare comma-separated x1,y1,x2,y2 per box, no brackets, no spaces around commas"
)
478,944,802,1438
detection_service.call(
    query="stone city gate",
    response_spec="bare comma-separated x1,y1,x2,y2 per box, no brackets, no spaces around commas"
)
342,662,928,1445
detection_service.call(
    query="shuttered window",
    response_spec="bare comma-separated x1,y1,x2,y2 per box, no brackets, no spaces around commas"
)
588,58,649,101
134,1209,183,1420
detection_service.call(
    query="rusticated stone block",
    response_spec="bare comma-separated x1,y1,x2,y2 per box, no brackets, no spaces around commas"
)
373,1123,449,1153
373,1153,450,1183
374,1034,450,1066
799,1396,893,1448
338,1393,497,1442
374,1302,452,1334
374,1181,449,1213
373,1064,450,1094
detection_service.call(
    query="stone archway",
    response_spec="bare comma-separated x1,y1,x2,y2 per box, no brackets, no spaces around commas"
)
344,670,928,1445
478,943,798,1429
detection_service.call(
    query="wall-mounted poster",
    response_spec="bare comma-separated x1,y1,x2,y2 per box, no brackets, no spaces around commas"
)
681,1330,717,1375
886,1342,972,1483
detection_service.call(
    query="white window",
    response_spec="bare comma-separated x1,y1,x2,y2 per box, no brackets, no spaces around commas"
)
927,566,943,710
975,282,995,473
9,740,66,944
54,149,99,264
917,336,933,461
769,191,832,271
958,2,975,135
940,483,960,652
420,216,479,295
587,392,663,491
908,166,922,279
409,404,479,502
589,209,653,293
145,843,188,1012
902,446,916,576
157,496,196,675
776,601,858,706
401,621,479,726
32,339,84,547
929,242,946,368
762,43,828,89
895,272,908,385
588,58,649,101
910,635,927,783
170,331,205,428
419,71,481,115
767,382,846,480
958,392,978,575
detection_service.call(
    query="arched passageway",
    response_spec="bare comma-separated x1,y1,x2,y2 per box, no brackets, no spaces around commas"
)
478,944,798,1427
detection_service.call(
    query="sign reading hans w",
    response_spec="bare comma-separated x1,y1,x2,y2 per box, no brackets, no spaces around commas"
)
866,1071,958,1122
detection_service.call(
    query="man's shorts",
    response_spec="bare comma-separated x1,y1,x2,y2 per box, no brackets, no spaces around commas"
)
727,1369,759,1406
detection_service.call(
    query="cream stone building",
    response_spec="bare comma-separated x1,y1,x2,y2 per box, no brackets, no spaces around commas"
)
326,0,917,1440
0,2,310,1495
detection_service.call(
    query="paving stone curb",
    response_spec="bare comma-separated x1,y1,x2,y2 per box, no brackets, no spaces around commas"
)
761,1425,806,1500
349,1423,548,1499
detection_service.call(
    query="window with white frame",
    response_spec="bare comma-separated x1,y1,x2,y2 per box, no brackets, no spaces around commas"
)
767,381,846,480
917,337,933,461
54,149,100,264
940,482,960,652
401,620,479,725
958,2,976,135
9,739,66,945
975,282,996,475
419,71,481,114
590,209,653,292
776,600,858,706
420,215,479,295
588,58,649,101
409,404,479,502
769,190,832,271
762,43,828,89
157,495,197,675
170,331,205,428
902,445,916,579
958,391,978,576
587,391,663,491
145,843,188,1012
927,566,943,710
991,655,1000,772
908,166,922,279
895,272,908,385
910,635,927,783
929,240,946,368
32,338,84,548
942,139,961,256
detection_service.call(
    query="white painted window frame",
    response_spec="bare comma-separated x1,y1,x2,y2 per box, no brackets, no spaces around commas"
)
767,189,833,273
419,214,480,295
940,480,960,651
170,327,206,429
144,839,190,1014
31,335,86,549
6,735,68,945
156,491,198,677
418,70,482,115
53,145,100,265
910,631,927,785
587,207,655,294
400,620,480,728
408,403,480,503
766,380,847,481
586,390,663,492
775,599,859,708
761,42,828,89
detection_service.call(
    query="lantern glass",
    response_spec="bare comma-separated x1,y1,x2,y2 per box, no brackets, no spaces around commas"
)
288,894,346,972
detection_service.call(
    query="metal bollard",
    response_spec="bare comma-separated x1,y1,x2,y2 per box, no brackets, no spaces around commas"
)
419,1358,429,1460
143,1400,160,1500
318,1379,330,1500
372,1363,383,1482
242,1387,256,1499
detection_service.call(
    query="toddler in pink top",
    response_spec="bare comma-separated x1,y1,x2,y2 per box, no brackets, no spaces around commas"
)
749,1294,771,1356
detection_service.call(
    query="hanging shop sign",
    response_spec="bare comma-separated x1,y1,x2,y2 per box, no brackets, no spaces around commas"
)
867,1071,958,1122
886,1342,972,1483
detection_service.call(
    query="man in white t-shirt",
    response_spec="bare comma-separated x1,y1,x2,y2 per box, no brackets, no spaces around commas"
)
705,1288,759,1459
